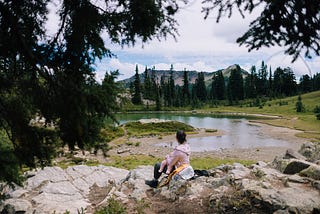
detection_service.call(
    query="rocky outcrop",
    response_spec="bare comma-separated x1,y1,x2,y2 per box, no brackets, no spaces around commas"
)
1,166,129,214
1,144,320,214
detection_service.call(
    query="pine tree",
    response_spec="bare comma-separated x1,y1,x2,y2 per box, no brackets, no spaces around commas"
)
227,65,244,102
182,69,190,106
132,65,142,105
299,74,312,93
195,72,207,102
0,0,183,183
313,73,320,91
155,84,161,111
168,65,175,106
257,61,268,96
268,67,273,97
244,66,257,99
143,67,153,100
212,70,225,100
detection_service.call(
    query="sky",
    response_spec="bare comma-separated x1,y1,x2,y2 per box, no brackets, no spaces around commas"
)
47,1,320,82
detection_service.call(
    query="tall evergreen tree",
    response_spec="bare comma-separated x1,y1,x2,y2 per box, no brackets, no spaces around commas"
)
168,65,175,106
257,61,268,96
160,75,167,106
182,69,190,106
227,65,244,102
282,67,297,96
0,0,184,183
313,73,320,91
273,67,297,97
244,65,258,98
132,65,142,105
195,72,207,102
143,67,153,100
153,75,161,111
244,66,257,99
268,67,273,97
211,70,225,100
299,74,312,93
273,67,285,97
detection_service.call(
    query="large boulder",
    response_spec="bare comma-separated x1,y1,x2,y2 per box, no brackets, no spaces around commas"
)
299,142,320,162
300,165,320,180
272,158,315,174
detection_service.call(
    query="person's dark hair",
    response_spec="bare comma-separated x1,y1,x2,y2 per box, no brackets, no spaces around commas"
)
176,130,186,144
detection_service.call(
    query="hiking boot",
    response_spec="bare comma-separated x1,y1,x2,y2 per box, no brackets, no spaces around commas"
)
145,179,158,188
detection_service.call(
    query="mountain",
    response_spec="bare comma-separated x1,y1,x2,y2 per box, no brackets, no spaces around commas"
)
118,64,249,87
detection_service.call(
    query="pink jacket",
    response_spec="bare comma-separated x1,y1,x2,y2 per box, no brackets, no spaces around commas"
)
166,143,191,173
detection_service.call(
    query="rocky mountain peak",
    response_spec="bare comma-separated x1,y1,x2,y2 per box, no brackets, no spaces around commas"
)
118,64,249,87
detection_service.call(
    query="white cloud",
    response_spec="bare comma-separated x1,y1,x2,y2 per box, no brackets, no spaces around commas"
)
258,51,320,78
44,0,319,81
95,58,148,81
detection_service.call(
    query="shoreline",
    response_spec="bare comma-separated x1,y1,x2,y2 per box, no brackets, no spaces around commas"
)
107,120,308,162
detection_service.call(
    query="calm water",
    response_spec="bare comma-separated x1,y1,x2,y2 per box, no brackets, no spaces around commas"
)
116,113,291,152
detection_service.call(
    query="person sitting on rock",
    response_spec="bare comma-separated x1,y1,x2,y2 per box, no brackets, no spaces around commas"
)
145,130,194,188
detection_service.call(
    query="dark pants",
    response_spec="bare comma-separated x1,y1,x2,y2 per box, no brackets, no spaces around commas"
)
153,162,174,180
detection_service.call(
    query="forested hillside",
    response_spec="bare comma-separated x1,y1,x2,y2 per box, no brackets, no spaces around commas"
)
124,62,320,109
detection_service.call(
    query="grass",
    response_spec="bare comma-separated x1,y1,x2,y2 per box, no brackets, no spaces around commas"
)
191,157,255,170
54,154,255,171
100,125,125,142
103,155,162,170
123,120,196,137
108,156,256,170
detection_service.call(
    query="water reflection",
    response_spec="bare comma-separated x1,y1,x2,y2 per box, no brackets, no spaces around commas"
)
116,113,291,152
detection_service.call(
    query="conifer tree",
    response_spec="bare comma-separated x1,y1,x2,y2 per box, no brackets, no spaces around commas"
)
257,61,268,96
182,69,190,106
132,65,142,105
168,65,175,106
143,67,153,100
268,67,273,97
211,70,225,100
313,73,320,91
244,66,257,99
0,0,185,183
195,72,207,102
299,75,312,93
227,65,244,102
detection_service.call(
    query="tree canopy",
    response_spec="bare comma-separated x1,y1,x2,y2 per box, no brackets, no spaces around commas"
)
202,0,320,61
0,0,182,183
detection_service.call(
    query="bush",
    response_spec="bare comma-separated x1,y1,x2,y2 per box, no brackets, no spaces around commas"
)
95,198,126,214
314,106,320,120
0,131,23,186
295,95,305,112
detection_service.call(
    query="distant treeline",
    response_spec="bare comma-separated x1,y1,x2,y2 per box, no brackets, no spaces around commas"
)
130,62,320,109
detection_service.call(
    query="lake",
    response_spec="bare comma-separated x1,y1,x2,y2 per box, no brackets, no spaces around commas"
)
115,113,292,152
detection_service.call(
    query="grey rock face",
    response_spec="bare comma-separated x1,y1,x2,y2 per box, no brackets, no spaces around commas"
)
2,142,320,213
